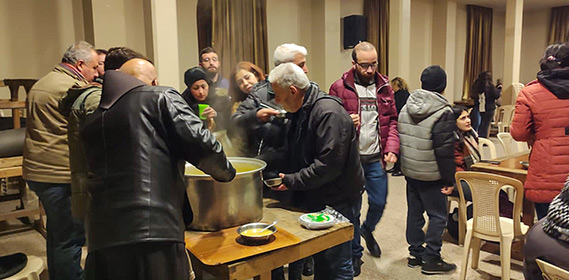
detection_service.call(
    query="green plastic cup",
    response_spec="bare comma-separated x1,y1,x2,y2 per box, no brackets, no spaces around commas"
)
198,104,209,120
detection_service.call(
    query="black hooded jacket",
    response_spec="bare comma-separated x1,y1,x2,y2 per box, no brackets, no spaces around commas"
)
282,85,365,211
80,70,235,252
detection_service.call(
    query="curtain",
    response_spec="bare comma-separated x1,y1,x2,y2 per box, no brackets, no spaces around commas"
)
211,0,269,76
548,6,569,45
463,5,493,100
364,0,389,76
197,0,213,52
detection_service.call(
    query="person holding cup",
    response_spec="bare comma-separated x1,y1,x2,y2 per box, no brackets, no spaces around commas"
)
182,67,230,131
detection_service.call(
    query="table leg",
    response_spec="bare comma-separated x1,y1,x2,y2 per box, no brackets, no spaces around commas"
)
253,271,271,280
12,109,20,129
522,198,535,227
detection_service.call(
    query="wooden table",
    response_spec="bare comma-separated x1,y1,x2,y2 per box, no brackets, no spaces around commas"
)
185,199,354,280
471,151,533,226
0,157,42,229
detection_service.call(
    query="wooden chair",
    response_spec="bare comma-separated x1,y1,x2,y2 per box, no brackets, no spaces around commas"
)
497,132,529,156
456,171,528,280
0,79,37,129
536,259,569,280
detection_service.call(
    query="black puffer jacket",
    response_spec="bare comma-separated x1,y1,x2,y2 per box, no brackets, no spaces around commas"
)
81,71,235,252
282,85,364,211
228,79,288,158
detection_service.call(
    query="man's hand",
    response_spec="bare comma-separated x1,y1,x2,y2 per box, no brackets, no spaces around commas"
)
441,186,454,195
350,114,360,127
384,152,397,163
271,173,289,191
202,106,217,120
256,108,279,123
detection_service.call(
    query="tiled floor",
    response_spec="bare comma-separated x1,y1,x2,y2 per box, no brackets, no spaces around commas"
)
0,136,526,279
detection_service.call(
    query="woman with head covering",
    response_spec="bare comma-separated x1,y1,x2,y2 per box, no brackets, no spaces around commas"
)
470,71,502,138
510,43,569,219
229,61,265,113
182,67,230,131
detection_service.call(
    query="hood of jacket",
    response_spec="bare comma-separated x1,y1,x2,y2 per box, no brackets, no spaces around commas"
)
405,89,450,122
99,70,146,109
537,68,569,99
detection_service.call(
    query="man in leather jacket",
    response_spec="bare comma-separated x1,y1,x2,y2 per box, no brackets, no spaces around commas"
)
81,59,236,280
269,63,365,279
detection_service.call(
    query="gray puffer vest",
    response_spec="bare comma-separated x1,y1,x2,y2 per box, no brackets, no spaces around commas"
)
398,89,452,181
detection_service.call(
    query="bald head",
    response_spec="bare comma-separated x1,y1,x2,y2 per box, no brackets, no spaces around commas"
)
119,58,158,86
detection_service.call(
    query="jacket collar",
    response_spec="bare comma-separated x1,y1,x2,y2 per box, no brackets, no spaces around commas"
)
342,68,390,92
99,70,146,109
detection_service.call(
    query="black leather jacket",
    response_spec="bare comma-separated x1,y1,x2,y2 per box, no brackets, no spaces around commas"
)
81,71,235,252
283,85,364,211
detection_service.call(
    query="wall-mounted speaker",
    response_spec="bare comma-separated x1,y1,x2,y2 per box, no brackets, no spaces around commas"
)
343,15,367,49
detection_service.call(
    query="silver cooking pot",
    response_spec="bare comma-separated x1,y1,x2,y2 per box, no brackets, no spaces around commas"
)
185,157,266,231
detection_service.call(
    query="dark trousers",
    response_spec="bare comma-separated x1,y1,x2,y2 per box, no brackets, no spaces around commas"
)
27,181,85,280
478,109,495,138
85,241,191,280
405,177,448,262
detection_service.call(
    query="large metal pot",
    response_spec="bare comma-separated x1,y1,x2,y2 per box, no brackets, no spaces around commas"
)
185,157,266,231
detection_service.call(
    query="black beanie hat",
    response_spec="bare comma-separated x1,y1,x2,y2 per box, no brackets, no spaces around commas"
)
184,67,209,87
421,65,447,93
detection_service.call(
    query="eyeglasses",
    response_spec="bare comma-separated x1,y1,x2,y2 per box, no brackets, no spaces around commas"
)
202,57,218,63
356,62,378,70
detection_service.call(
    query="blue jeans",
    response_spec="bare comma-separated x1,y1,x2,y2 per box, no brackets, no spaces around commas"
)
405,178,448,262
313,198,362,279
361,161,388,233
470,107,480,133
27,181,85,280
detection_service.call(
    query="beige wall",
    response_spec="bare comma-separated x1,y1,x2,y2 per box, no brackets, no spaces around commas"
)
492,10,505,87
409,0,433,91
0,0,85,105
267,0,363,90
453,4,467,101
0,0,552,110
177,0,199,91
520,8,549,84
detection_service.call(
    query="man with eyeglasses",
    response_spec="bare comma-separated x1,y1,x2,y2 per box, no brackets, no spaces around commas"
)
329,41,400,276
199,47,229,90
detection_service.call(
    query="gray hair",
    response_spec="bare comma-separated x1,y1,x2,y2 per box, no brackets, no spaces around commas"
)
61,41,95,65
268,63,310,90
273,43,307,66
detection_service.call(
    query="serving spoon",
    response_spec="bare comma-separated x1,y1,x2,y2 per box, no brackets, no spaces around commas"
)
259,219,278,233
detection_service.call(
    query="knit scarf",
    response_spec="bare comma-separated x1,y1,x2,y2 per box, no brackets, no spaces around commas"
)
543,179,569,242
461,129,481,167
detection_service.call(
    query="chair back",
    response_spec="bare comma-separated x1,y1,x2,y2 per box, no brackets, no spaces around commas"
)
536,259,569,280
496,105,515,133
455,171,524,238
478,138,497,159
512,83,524,103
497,132,529,155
